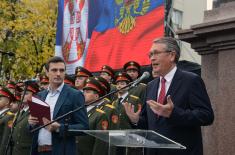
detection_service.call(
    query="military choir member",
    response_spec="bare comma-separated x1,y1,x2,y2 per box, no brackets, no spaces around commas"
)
0,87,16,154
123,61,147,103
75,66,93,91
112,72,142,155
11,82,39,155
77,77,109,155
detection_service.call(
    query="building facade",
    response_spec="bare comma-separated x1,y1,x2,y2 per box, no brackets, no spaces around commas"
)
169,0,208,64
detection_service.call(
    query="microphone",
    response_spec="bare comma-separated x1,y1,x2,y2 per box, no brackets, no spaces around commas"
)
24,79,39,85
131,72,150,87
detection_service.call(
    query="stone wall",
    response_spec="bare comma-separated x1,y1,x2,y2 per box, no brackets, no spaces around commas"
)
177,2,235,155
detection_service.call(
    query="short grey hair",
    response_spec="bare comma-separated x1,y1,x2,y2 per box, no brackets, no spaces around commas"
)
153,37,180,63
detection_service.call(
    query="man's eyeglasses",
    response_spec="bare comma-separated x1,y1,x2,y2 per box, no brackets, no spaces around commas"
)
148,50,170,58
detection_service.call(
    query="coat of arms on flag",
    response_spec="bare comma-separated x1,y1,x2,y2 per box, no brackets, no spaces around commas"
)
85,0,164,72
115,0,151,34
55,0,89,74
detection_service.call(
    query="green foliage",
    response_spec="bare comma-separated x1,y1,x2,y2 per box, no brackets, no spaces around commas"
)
0,0,57,80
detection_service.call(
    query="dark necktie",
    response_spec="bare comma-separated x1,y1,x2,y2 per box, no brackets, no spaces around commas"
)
118,97,123,105
19,110,26,118
157,77,166,104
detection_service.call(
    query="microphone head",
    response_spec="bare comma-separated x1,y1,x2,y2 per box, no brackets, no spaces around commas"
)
142,71,150,79
24,79,39,84
131,71,150,87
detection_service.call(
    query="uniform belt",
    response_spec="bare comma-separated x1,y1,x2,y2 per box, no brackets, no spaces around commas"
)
38,145,52,152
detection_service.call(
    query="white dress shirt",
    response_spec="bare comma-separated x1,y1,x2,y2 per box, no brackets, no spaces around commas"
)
87,105,95,113
157,66,177,98
38,83,64,146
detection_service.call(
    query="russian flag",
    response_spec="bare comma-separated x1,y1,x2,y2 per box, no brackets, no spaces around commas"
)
84,0,164,72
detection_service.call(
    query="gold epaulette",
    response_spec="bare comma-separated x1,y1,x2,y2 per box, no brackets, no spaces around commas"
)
96,108,105,114
105,104,115,109
130,95,139,100
6,111,14,116
104,98,111,102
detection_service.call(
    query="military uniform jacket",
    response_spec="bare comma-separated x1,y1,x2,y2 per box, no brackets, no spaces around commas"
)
12,110,32,155
129,83,146,104
97,98,119,130
0,109,10,140
107,84,117,100
0,110,14,155
77,106,109,155
113,94,141,129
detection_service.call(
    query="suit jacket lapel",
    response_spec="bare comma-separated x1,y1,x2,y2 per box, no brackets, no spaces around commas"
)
147,79,160,118
166,69,183,99
41,91,48,101
150,78,160,101
53,84,68,119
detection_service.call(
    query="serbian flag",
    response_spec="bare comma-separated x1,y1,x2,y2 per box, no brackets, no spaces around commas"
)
55,0,89,74
84,0,164,72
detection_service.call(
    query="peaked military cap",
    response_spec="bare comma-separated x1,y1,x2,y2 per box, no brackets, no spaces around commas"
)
114,72,132,84
26,82,40,94
64,74,75,87
0,87,15,101
123,61,141,72
40,75,49,84
83,77,105,96
16,82,24,92
95,76,110,94
100,65,115,79
6,81,24,93
14,92,21,102
6,81,16,89
75,66,93,77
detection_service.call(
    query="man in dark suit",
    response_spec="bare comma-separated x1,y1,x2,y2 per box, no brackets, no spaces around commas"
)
28,56,89,155
124,37,214,155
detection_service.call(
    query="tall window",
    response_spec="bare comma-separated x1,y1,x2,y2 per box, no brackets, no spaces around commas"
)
172,9,183,30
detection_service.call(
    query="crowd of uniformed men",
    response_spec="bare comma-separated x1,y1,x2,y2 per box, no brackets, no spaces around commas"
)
0,60,150,155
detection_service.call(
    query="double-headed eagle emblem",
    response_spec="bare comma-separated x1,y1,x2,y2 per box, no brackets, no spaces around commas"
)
115,0,150,34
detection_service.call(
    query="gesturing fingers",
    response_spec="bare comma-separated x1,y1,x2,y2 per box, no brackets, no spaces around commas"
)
147,98,174,118
167,95,174,108
136,104,142,115
123,102,140,124
147,100,164,116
